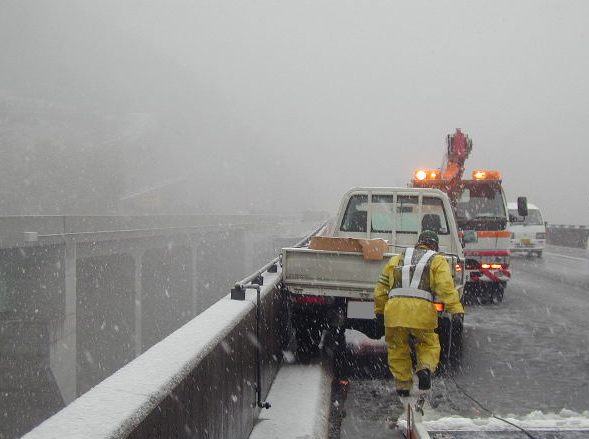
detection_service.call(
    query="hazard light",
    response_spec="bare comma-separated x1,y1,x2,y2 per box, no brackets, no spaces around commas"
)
473,170,502,180
414,169,441,181
434,302,444,312
415,170,427,181
481,263,504,269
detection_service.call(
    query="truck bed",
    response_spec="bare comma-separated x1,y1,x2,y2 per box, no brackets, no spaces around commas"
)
282,246,462,299
281,247,394,299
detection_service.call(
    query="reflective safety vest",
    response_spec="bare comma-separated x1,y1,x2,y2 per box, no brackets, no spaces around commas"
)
388,247,437,302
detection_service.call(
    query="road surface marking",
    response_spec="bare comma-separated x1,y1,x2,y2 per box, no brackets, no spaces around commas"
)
544,252,588,263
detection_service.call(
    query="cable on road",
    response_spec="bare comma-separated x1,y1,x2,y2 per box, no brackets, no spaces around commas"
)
449,376,538,439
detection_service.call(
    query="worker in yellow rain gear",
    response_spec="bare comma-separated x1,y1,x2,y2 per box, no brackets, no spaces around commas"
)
373,230,464,396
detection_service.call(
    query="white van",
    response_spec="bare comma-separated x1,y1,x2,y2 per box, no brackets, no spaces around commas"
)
508,202,546,257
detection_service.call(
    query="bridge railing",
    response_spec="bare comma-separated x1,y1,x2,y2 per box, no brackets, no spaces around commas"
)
22,268,287,439
546,224,589,249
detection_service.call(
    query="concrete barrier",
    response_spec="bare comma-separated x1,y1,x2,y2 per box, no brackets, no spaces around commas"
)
547,225,589,249
21,271,287,439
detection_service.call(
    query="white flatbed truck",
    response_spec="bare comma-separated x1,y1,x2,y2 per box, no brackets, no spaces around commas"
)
281,187,465,367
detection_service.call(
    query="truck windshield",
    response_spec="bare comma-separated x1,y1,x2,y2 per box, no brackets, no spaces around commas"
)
370,195,449,235
509,209,543,225
455,185,506,220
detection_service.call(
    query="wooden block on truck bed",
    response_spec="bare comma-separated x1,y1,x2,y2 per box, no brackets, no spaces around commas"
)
309,236,389,260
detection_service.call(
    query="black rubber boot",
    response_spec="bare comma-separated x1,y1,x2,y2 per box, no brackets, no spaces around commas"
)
417,369,431,391
396,389,410,397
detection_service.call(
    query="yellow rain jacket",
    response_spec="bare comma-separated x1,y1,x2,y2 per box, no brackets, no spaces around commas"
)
374,246,464,329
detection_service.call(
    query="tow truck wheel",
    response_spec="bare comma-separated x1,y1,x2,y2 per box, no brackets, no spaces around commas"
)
536,250,543,258
489,284,504,304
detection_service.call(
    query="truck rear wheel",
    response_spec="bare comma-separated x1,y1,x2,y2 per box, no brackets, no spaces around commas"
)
292,312,326,362
489,284,505,304
463,281,487,305
437,317,463,371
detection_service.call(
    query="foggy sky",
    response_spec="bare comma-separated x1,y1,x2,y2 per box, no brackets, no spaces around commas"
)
1,1,588,223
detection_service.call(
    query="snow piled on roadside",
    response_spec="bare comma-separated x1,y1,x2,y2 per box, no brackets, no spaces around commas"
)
423,409,589,431
249,363,332,439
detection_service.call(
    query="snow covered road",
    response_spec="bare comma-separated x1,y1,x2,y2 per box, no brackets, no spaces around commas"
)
331,245,589,438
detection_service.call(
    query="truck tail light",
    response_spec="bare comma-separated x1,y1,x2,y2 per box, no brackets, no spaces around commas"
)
455,263,462,272
295,295,327,305
434,302,444,312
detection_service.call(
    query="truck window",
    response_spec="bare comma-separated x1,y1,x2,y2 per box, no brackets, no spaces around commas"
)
396,195,419,233
509,209,543,225
371,195,395,232
370,195,419,233
340,194,368,232
422,197,450,235
370,195,450,234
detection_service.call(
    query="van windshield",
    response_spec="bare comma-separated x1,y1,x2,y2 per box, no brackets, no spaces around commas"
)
509,209,543,225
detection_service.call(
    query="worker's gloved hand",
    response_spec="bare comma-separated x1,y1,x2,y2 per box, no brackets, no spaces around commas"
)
371,313,385,339
452,313,464,324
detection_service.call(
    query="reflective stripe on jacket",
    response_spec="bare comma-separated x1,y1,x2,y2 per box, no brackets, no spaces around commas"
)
388,247,437,302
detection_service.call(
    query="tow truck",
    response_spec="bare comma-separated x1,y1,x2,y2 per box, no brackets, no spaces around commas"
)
281,186,465,368
411,129,527,303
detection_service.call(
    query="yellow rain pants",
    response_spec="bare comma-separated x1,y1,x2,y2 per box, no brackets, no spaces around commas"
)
385,326,440,390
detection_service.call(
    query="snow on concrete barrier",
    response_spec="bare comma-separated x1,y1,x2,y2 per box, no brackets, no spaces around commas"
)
547,225,589,249
248,363,332,439
21,271,287,439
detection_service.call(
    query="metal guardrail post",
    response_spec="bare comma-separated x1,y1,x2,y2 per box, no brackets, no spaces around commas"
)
233,282,271,409
228,219,330,406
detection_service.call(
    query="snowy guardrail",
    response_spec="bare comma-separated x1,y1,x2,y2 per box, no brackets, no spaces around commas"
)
21,269,287,439
547,224,589,249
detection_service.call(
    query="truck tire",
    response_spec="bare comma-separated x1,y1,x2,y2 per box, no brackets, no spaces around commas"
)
437,317,463,372
463,281,487,305
449,318,463,367
536,250,543,258
489,284,504,304
331,330,348,379
292,312,325,362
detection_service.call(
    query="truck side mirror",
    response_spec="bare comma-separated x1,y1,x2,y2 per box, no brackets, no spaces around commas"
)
517,196,528,217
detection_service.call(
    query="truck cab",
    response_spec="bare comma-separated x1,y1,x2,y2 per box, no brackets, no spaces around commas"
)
335,187,463,255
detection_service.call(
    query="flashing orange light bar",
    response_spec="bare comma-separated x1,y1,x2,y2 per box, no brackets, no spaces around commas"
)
434,302,445,312
481,263,503,269
473,170,502,180
414,169,441,181
415,169,427,181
